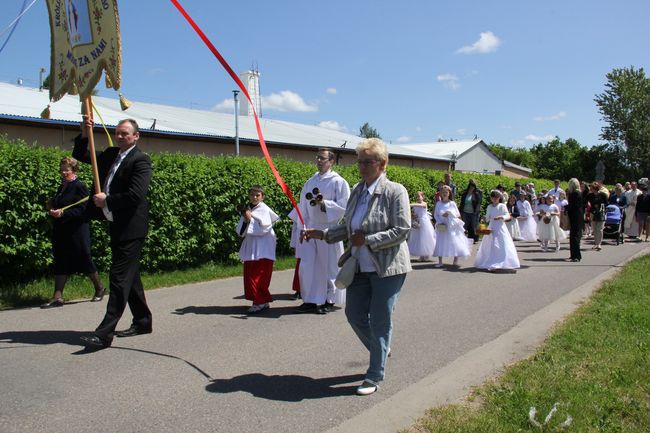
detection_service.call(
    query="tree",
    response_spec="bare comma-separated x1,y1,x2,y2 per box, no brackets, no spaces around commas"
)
594,66,650,177
359,122,381,139
582,143,633,184
529,137,587,181
487,143,536,170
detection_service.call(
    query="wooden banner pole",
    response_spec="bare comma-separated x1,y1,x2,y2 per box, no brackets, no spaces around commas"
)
83,95,102,195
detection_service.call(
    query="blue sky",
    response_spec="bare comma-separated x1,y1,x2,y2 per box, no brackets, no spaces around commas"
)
1,0,648,148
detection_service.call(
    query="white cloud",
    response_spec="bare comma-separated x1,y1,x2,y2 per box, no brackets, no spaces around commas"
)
456,31,501,54
534,111,567,122
396,136,412,143
262,90,318,112
318,120,347,132
437,73,460,90
524,134,556,142
326,87,337,95
212,98,234,113
415,126,422,132
456,128,467,135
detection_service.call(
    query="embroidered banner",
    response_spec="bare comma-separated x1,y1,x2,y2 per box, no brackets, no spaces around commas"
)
46,0,121,101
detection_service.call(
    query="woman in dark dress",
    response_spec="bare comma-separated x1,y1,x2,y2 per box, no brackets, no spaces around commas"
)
460,179,482,243
41,157,105,308
564,178,584,262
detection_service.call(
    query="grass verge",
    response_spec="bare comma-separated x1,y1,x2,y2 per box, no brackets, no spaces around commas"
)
0,256,297,310
404,252,650,433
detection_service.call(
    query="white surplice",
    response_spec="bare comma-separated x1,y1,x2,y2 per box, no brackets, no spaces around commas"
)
236,202,279,262
623,189,642,236
298,170,350,305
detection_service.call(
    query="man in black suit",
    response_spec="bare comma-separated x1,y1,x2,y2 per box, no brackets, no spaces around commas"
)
74,118,153,348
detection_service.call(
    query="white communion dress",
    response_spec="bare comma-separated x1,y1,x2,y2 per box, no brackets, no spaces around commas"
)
537,204,567,242
516,199,538,242
433,200,471,258
407,204,436,258
475,203,521,270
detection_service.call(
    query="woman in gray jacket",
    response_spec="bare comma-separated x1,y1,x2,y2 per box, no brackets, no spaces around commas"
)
302,138,412,395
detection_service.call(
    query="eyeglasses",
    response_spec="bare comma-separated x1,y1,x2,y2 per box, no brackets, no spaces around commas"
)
357,159,380,166
315,155,331,162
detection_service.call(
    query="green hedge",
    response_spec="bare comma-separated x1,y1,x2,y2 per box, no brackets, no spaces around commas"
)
0,135,554,285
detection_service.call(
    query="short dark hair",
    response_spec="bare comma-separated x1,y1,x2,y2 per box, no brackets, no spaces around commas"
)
317,148,335,161
117,118,140,134
249,185,265,195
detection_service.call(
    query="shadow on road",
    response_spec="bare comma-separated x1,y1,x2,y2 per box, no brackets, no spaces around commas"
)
0,330,87,347
206,373,365,401
172,305,305,318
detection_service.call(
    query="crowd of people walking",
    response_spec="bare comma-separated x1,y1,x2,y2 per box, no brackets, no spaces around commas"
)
40,122,649,396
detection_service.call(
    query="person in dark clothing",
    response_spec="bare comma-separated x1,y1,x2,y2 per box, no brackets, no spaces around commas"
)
75,118,153,349
564,178,584,262
586,181,609,251
635,182,650,241
41,157,105,308
460,179,482,243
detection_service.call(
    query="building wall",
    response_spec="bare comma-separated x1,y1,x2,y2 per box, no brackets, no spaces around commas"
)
500,167,532,179
1,120,450,170
455,143,503,173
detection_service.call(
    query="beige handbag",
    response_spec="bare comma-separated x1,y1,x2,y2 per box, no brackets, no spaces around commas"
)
335,248,358,289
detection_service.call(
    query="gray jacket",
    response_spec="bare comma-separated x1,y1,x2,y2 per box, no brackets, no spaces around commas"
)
325,173,412,278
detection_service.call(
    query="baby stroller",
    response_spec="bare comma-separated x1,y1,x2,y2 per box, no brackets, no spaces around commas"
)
603,204,624,245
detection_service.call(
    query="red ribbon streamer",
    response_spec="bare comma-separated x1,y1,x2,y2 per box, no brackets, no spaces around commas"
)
170,0,304,226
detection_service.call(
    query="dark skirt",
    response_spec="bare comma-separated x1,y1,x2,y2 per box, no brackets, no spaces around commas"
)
52,221,97,275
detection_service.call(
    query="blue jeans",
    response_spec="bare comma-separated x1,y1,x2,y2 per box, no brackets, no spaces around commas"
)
345,272,406,383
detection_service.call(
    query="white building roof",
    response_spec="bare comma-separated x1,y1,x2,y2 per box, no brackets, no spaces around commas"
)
0,81,367,149
399,140,483,160
503,159,533,174
1,82,452,161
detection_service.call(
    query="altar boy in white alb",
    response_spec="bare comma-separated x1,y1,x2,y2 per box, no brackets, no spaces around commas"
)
296,149,350,314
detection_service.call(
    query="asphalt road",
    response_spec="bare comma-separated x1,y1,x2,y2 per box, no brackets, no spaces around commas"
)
2,238,648,433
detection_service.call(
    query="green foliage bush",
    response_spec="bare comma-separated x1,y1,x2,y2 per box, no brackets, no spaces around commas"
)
0,135,554,285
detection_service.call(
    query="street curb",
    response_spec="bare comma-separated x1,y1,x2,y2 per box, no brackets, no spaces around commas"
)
327,244,650,433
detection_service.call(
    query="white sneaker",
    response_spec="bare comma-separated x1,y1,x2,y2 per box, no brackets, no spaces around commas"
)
247,303,269,313
356,380,378,396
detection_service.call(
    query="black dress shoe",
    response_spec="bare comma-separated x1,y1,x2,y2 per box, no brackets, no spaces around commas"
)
315,305,328,315
80,335,111,348
295,303,316,313
40,298,64,309
290,292,301,300
323,302,335,312
115,325,152,338
90,288,105,302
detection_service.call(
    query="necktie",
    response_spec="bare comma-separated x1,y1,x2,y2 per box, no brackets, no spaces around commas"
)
103,156,121,192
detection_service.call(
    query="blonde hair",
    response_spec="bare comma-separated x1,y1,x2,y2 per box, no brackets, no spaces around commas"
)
356,138,388,164
567,178,580,193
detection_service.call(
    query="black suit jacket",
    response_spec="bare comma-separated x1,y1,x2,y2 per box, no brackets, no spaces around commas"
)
566,190,584,230
73,135,152,242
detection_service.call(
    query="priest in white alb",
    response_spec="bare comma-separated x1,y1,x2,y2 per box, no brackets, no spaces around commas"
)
296,149,350,314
